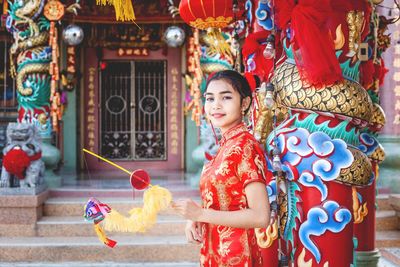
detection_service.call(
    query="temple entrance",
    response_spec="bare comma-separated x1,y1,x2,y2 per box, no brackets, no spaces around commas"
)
82,46,183,172
100,61,167,161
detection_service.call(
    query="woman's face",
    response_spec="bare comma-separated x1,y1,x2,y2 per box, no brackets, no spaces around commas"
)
204,79,249,134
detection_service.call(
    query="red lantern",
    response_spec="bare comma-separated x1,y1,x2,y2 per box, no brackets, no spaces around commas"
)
179,0,233,30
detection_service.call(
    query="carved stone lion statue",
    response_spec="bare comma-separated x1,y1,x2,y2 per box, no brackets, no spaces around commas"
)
0,123,45,188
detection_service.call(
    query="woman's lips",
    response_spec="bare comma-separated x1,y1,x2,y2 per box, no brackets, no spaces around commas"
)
212,113,225,118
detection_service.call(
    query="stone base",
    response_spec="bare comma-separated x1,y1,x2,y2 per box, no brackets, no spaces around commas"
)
0,183,47,195
356,249,381,267
0,189,49,224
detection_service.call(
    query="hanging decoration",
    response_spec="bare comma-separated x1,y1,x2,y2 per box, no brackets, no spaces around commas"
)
178,0,234,30
163,26,186,47
82,149,173,248
43,1,81,132
185,29,203,126
62,24,84,46
96,0,136,22
44,0,65,132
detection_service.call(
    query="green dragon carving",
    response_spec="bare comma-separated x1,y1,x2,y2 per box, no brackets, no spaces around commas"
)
7,0,52,135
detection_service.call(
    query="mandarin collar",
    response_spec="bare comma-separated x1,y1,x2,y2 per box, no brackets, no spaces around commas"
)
219,123,248,146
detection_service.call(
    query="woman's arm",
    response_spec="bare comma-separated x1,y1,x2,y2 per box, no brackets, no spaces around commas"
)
173,182,270,228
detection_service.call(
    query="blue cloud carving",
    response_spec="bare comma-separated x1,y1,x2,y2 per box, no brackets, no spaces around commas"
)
255,0,273,31
298,171,327,201
358,133,379,156
299,201,352,263
245,0,253,25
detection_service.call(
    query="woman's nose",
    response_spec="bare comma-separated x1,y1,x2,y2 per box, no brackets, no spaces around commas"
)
212,99,222,109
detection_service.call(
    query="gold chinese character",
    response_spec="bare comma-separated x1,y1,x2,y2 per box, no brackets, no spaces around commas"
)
88,99,95,106
394,114,400,124
67,47,75,54
170,108,177,115
171,124,178,131
170,116,177,123
171,68,178,75
88,115,95,123
396,46,400,55
87,123,95,131
89,140,95,147
394,86,400,96
117,48,124,56
171,148,178,154
171,132,178,139
88,132,95,139
396,100,400,110
142,48,149,56
67,66,76,73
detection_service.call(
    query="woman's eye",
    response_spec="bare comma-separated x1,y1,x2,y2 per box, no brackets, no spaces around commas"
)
223,96,232,100
205,97,214,102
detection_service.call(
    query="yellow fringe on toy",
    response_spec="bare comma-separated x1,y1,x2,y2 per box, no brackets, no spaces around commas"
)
96,0,136,22
103,185,172,233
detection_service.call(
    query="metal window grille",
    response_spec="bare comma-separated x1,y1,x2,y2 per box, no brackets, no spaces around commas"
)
100,60,167,160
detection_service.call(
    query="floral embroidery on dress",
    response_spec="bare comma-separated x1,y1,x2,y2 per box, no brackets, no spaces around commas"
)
199,123,269,267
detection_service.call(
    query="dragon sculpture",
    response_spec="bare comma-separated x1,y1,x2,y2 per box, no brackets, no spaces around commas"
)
6,0,80,136
7,0,52,136
244,0,389,266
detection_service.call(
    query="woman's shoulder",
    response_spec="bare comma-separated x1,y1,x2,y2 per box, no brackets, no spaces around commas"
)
234,131,260,147
224,132,262,156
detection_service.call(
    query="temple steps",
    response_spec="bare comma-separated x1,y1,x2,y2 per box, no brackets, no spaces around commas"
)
0,262,199,267
48,187,200,199
0,214,186,237
43,197,201,216
0,235,200,263
0,190,398,265
376,210,399,231
376,231,400,248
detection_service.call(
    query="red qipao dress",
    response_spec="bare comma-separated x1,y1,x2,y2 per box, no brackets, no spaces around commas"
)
199,123,269,267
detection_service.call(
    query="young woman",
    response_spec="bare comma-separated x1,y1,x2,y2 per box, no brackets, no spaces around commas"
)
173,70,271,266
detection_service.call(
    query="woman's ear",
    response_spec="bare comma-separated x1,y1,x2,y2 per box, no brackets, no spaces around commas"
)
242,96,251,112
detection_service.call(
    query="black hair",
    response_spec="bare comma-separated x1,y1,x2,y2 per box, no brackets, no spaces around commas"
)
205,70,253,114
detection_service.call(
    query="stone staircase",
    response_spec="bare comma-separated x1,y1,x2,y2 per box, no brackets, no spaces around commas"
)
0,181,201,266
0,185,399,266
375,194,400,251
377,194,400,266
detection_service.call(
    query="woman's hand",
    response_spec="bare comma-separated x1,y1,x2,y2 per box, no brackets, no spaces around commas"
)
172,199,203,221
184,220,203,244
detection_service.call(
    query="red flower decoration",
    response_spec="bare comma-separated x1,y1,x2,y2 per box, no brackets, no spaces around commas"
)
3,148,30,179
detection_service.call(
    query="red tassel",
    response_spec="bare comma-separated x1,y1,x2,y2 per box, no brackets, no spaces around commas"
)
291,0,343,87
104,238,117,248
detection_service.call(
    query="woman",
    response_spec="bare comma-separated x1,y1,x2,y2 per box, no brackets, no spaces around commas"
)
173,70,271,266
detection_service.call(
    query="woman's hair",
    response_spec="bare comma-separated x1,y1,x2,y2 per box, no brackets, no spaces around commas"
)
205,70,254,114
